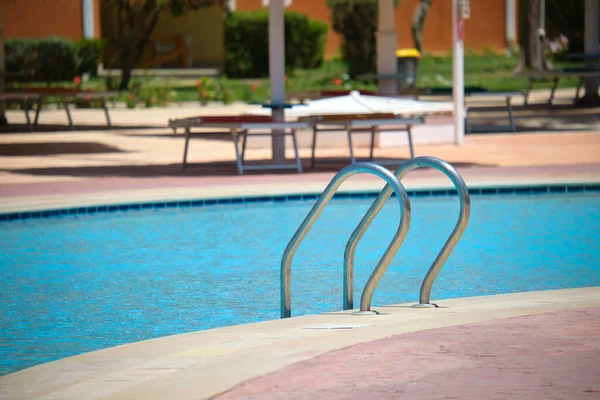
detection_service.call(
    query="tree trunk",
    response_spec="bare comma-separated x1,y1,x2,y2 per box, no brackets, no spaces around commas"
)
118,59,134,91
411,0,432,53
117,9,162,90
516,0,551,71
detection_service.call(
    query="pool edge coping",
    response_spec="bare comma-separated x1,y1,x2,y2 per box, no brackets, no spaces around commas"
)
1,180,599,221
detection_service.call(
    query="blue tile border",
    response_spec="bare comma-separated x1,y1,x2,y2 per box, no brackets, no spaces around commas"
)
0,183,599,223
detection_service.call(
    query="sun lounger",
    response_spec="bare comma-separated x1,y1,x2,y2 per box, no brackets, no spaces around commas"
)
414,87,523,133
298,113,423,168
0,91,41,131
514,69,600,105
25,89,119,129
168,115,309,174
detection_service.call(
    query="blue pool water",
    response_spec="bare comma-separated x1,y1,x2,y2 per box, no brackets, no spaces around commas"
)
1,191,599,375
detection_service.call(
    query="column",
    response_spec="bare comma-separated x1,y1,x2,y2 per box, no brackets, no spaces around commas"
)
82,0,95,39
505,0,516,54
452,0,465,145
268,0,286,164
376,0,398,95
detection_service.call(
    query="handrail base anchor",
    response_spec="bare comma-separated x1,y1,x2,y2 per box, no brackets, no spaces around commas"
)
352,310,380,316
412,303,439,308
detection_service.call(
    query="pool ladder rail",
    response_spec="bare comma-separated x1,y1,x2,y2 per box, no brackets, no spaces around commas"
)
280,156,471,319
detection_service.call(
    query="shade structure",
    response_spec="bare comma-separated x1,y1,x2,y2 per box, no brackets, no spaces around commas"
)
255,91,454,119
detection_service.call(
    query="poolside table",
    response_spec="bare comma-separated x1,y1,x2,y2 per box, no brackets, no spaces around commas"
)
168,115,309,174
13,88,120,129
299,113,424,168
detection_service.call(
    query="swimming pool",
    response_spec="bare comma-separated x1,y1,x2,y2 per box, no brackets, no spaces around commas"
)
1,189,599,375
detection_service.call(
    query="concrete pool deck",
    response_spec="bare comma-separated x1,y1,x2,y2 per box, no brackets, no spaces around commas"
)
1,99,599,399
1,288,599,399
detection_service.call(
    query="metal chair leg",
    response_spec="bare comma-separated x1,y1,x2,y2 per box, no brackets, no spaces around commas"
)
231,129,244,175
63,100,74,129
241,129,248,162
182,128,191,171
291,129,303,173
549,77,559,105
21,99,33,132
33,96,43,129
102,99,112,128
407,127,415,159
346,125,356,164
369,126,376,161
310,126,318,168
506,96,516,132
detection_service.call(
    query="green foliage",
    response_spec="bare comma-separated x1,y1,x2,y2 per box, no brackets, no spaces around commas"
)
327,0,400,78
6,37,77,82
74,39,105,76
35,37,78,82
6,37,104,82
126,73,178,108
225,11,270,78
224,11,328,78
285,12,328,70
5,39,38,81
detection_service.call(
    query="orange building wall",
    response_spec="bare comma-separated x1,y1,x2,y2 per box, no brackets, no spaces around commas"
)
235,0,511,57
2,0,101,40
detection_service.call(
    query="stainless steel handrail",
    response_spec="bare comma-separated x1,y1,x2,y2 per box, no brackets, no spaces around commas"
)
280,162,411,319
345,156,470,310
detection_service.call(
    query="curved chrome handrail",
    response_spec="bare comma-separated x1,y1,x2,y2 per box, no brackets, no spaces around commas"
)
280,163,411,318
345,156,470,309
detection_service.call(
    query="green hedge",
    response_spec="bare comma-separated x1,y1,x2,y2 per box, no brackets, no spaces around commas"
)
5,37,104,83
327,0,400,78
225,11,328,78
75,39,105,76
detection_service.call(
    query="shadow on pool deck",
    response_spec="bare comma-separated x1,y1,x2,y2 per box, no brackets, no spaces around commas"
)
2,159,490,178
0,142,125,156
215,308,600,400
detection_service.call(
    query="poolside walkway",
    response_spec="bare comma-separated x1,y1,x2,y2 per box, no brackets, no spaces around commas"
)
218,307,600,400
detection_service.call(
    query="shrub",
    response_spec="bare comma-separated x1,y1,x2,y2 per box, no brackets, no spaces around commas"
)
35,37,78,82
327,0,400,78
75,39,105,76
225,11,270,78
5,39,39,81
6,37,77,82
225,11,328,78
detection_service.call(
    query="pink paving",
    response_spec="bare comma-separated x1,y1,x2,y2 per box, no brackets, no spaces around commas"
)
215,308,600,400
2,163,599,199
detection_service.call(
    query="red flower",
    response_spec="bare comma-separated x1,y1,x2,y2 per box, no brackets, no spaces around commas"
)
73,76,82,86
128,93,135,100
195,79,201,86
85,96,92,101
333,77,342,86
250,84,258,92
284,75,288,81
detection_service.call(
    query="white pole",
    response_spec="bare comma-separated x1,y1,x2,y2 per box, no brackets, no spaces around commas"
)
452,0,465,145
505,0,516,54
376,0,398,95
584,0,599,101
82,0,95,39
268,0,286,164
